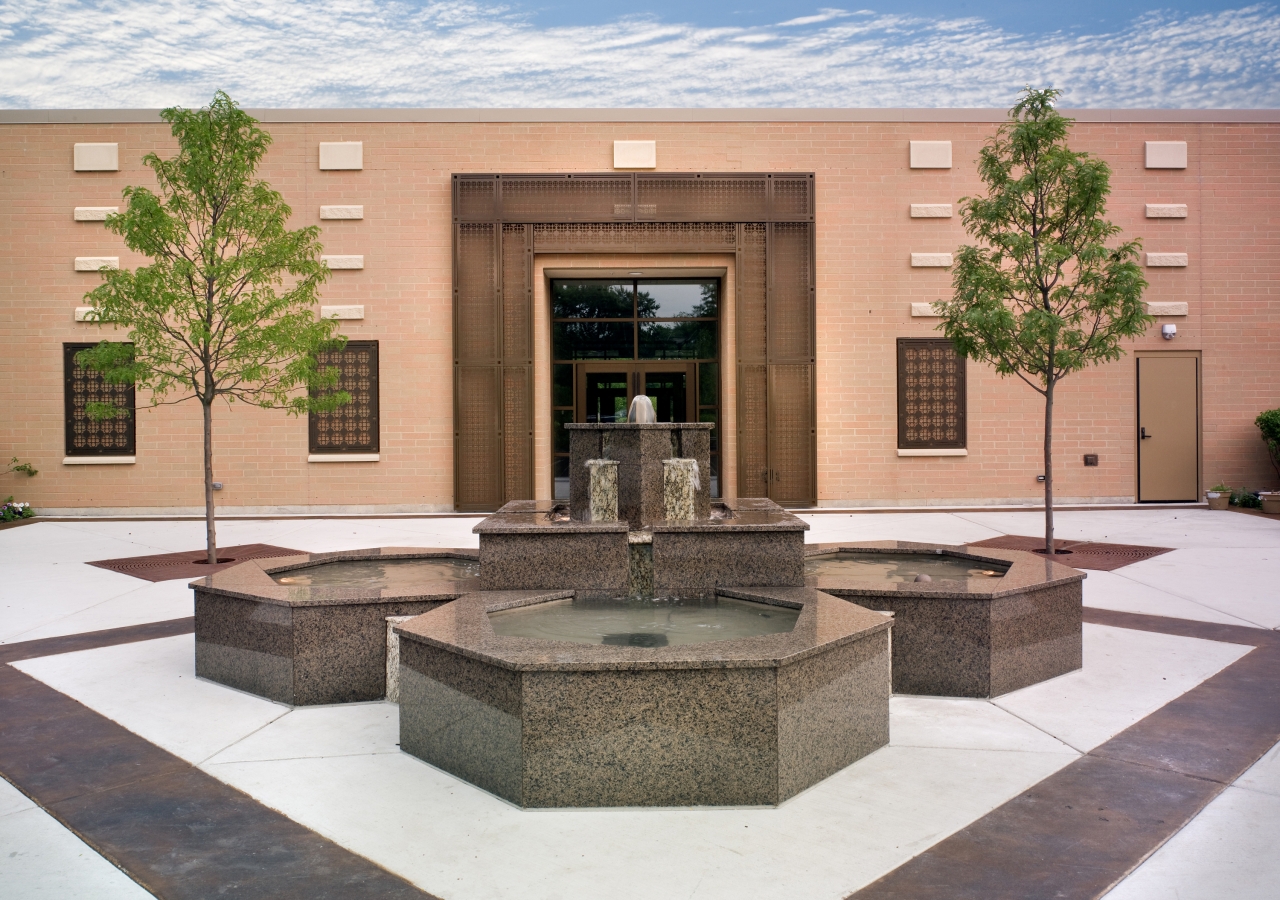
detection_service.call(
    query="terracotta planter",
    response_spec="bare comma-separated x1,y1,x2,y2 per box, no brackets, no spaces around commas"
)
1261,493,1280,515
1206,491,1231,511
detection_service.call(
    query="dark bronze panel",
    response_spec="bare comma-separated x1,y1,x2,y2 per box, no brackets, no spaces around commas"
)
454,175,497,222
455,223,499,365
897,338,966,450
501,175,633,223
453,173,818,508
309,341,380,454
770,175,815,221
533,222,738,253
455,366,503,511
736,224,767,363
501,224,532,364
767,222,814,362
63,343,135,456
737,363,769,497
768,363,815,505
502,366,533,502
635,174,767,221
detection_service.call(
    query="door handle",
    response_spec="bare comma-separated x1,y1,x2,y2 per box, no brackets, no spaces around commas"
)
1140,427,1153,440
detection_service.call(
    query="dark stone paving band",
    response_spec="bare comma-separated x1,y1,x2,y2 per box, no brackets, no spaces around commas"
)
849,608,1280,899
0,621,438,900
1,610,1276,899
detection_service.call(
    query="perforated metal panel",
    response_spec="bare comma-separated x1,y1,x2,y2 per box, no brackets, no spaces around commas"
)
501,175,633,222
454,176,496,221
768,223,814,362
501,224,532,364
534,222,737,253
310,341,379,453
737,363,769,495
737,224,767,363
897,338,966,449
453,172,817,508
768,364,815,504
503,366,533,500
771,175,815,220
64,343,135,456
636,175,767,222
455,365,503,511
455,224,498,365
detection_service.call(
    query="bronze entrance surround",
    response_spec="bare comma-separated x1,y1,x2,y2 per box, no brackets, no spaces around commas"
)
452,173,817,512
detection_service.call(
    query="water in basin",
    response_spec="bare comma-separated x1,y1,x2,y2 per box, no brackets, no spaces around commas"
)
805,552,1008,582
271,557,480,590
488,595,799,647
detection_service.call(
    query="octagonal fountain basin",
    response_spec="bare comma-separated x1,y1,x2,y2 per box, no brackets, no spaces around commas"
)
488,594,800,647
806,541,1085,699
805,550,1008,582
192,548,479,706
395,587,891,808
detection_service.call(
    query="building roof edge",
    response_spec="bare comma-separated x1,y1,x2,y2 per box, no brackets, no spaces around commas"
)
2,107,1278,125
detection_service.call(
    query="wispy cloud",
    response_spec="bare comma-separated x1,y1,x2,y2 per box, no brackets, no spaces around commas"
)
0,1,1276,108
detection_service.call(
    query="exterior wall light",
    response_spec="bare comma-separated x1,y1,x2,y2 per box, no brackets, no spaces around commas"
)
1162,324,1177,340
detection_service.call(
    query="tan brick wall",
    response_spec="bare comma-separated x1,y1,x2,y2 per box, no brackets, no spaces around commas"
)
2,117,1277,512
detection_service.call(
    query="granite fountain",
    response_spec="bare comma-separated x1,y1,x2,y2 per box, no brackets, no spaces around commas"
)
191,402,1084,808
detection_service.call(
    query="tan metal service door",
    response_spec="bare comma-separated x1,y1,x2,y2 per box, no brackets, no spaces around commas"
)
1137,355,1199,501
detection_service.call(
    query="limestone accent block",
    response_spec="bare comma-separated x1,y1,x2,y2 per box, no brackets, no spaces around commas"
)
1145,141,1187,169
321,254,364,270
74,307,107,322
320,305,365,320
74,257,119,271
1146,204,1188,218
911,253,953,267
897,448,968,457
63,456,135,465
1146,301,1189,316
319,142,363,170
910,302,943,317
910,204,952,217
320,205,364,219
73,143,118,171
307,453,380,462
1146,252,1188,267
74,206,118,221
613,140,657,169
909,141,952,169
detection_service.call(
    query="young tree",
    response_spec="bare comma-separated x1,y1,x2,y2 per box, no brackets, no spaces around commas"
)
935,88,1151,555
79,92,347,563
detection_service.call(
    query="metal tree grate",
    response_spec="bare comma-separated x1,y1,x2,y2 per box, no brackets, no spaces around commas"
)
87,544,307,582
968,535,1174,571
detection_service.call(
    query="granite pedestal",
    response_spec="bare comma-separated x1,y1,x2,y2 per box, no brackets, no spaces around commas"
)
192,548,479,705
808,541,1085,698
396,587,892,807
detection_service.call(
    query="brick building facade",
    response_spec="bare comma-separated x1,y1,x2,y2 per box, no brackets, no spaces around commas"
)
1,109,1276,513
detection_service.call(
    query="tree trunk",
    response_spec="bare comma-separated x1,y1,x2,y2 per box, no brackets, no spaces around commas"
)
202,397,218,564
1043,379,1055,555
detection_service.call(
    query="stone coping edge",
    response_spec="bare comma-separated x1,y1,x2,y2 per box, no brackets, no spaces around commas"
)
5,108,1279,124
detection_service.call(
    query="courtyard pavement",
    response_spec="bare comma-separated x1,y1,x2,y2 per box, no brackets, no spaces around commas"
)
0,506,1276,899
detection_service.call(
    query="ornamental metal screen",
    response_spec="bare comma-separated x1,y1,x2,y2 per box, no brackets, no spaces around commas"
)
64,343,135,456
897,338,966,449
453,173,816,511
309,341,380,454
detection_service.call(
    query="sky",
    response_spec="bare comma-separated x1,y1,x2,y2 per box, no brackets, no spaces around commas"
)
0,1,1276,108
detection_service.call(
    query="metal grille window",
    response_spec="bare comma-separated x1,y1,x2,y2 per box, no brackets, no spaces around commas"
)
64,343,135,456
310,341,380,454
897,339,966,449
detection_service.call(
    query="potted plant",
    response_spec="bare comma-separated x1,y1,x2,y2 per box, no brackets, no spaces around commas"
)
1206,482,1231,510
1257,409,1280,514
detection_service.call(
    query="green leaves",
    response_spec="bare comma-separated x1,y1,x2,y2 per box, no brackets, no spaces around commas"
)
77,91,345,416
937,87,1152,394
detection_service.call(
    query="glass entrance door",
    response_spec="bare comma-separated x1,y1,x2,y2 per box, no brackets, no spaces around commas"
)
551,278,719,500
